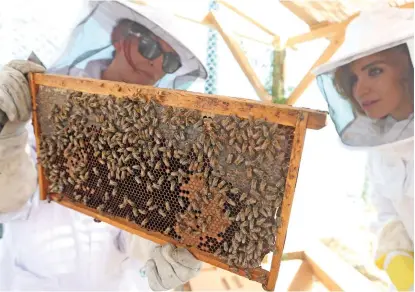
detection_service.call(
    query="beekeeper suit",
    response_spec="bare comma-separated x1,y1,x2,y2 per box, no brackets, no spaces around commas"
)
0,1,207,290
314,4,414,291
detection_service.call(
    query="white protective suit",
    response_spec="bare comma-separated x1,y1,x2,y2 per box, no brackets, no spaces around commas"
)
0,1,207,290
313,3,414,291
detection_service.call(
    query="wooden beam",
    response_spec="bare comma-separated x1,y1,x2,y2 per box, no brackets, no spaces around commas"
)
400,2,414,8
131,0,274,45
217,0,278,38
284,21,347,48
279,1,318,27
286,35,344,105
284,0,413,48
205,12,273,102
304,241,377,291
271,39,286,102
281,251,305,261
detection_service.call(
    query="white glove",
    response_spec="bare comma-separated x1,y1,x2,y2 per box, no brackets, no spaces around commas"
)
145,243,201,291
375,220,413,259
0,60,45,130
0,60,45,214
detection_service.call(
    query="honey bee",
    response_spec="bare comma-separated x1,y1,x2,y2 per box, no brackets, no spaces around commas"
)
250,189,261,200
165,201,171,212
237,193,247,202
265,194,277,201
266,185,279,193
145,197,153,207
178,169,186,177
191,201,199,211
163,227,171,235
234,155,244,166
245,198,257,205
228,137,236,146
256,218,267,226
259,180,267,193
233,144,242,154
132,208,139,217
170,180,176,192
178,197,185,208
258,207,268,218
124,198,135,207
229,188,239,195
148,204,158,211
217,180,226,189
193,119,203,129
253,168,264,177
141,218,149,227
213,248,222,257
158,209,167,217
97,204,105,213
227,198,236,207
162,157,171,168
147,171,155,181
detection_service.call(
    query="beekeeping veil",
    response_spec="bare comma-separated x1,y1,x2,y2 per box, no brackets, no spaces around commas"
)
313,3,414,148
48,1,207,90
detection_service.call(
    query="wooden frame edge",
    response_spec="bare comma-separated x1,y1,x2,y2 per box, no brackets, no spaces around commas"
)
31,73,327,130
29,73,48,200
49,194,269,284
265,112,309,291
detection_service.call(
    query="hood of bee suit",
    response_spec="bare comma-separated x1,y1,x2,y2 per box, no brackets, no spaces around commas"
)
312,3,414,149
47,0,207,90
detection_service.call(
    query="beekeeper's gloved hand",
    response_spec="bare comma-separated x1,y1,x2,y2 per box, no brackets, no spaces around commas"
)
0,60,45,214
0,60,45,136
145,243,201,291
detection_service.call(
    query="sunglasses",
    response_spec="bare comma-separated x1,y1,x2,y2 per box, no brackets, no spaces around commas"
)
130,31,182,74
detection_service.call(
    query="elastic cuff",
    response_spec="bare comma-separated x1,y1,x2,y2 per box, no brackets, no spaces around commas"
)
384,252,414,291
384,251,413,270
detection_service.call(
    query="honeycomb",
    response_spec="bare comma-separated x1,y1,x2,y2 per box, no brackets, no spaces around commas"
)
36,86,294,270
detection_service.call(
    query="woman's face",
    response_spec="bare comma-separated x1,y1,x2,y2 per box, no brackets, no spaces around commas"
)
349,48,413,120
106,34,174,85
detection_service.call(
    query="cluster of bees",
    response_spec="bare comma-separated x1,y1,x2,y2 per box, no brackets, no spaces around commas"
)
38,89,294,271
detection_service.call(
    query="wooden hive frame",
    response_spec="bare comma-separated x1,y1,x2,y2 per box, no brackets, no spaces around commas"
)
29,73,327,291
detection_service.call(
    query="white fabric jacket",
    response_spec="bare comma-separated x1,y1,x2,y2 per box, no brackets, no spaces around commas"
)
340,113,414,271
0,122,158,290
360,117,414,253
312,4,414,267
0,61,159,290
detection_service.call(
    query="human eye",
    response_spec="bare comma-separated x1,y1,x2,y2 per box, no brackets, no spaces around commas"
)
368,67,383,77
350,74,358,86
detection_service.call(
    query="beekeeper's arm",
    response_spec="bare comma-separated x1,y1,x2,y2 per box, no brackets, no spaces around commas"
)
368,155,414,291
0,60,45,222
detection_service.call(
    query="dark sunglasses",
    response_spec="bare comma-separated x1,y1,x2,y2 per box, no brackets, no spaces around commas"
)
130,32,182,74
